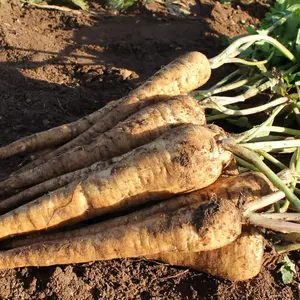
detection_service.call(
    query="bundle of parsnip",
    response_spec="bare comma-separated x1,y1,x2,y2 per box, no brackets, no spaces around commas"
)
0,52,221,228
0,51,273,280
3,1,300,281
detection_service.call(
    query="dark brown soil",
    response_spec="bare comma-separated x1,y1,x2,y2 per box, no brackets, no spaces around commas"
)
0,0,299,299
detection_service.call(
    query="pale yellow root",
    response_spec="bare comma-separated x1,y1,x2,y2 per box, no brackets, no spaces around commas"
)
43,51,211,159
149,227,265,281
0,102,116,160
0,198,241,269
1,95,206,192
0,124,232,240
3,171,274,249
0,161,111,214
4,51,210,163
0,147,139,213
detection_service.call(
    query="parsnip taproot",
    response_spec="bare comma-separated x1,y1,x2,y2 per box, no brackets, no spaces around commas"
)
0,51,211,160
0,161,111,214
0,124,231,240
149,227,265,281
0,95,206,192
39,52,211,161
0,148,138,214
3,171,274,250
0,198,241,269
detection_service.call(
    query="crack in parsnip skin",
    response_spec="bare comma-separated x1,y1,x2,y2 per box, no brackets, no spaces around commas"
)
0,95,206,192
0,124,231,240
13,51,211,169
46,185,83,229
0,200,241,269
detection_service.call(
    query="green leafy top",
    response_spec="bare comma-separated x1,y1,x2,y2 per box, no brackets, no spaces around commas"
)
107,0,137,11
245,0,300,64
27,0,89,11
280,255,296,284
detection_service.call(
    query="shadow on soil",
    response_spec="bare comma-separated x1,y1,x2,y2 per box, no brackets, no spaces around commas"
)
0,2,223,177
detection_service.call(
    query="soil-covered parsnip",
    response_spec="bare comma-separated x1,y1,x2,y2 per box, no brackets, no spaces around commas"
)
0,124,232,240
0,198,241,269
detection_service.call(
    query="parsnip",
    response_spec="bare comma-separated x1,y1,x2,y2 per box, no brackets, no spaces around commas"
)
0,51,211,160
149,227,265,281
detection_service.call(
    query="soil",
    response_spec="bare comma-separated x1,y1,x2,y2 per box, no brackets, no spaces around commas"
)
0,0,299,299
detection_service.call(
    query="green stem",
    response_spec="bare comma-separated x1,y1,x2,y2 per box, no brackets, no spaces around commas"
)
202,66,276,105
265,126,300,137
201,95,246,106
274,202,281,213
278,232,300,243
282,64,300,76
293,107,300,128
210,35,296,69
208,76,285,107
223,57,269,66
256,150,287,170
243,191,286,216
277,169,298,184
250,135,289,142
212,76,249,94
234,156,259,171
222,140,300,212
294,187,300,197
210,69,241,89
215,41,254,68
289,149,299,188
294,147,300,175
259,213,300,222
280,200,290,213
275,243,300,254
206,97,289,121
264,13,292,35
287,148,300,211
243,139,300,152
242,64,299,101
271,148,298,154
204,80,270,106
247,213,300,233
191,70,242,99
243,80,272,99
234,104,287,143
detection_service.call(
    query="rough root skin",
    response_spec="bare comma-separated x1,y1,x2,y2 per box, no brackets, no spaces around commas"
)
0,124,232,240
149,226,265,281
1,171,274,250
0,197,241,269
0,95,206,192
45,51,211,156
